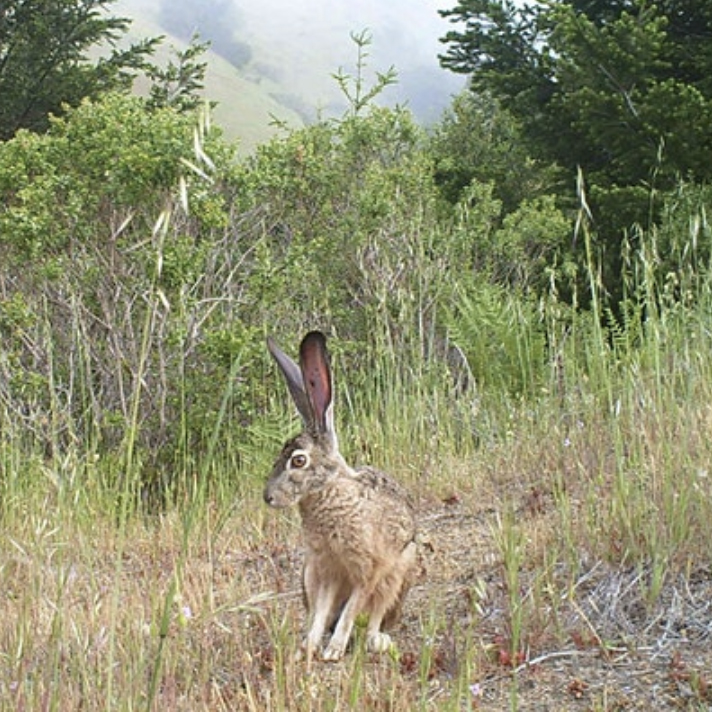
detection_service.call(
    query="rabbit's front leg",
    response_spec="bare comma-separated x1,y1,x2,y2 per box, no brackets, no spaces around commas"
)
322,587,364,661
301,566,339,663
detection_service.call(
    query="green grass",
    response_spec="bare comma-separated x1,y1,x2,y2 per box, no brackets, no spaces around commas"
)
2,210,712,709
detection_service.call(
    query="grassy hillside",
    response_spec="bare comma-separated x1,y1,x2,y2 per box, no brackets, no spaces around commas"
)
114,0,304,152
113,0,463,151
231,0,464,121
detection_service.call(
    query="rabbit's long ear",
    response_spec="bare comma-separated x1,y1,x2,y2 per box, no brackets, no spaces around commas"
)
267,336,313,425
299,331,337,447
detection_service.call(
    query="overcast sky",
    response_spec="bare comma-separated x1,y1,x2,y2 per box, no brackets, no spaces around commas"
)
117,0,466,122
230,0,466,119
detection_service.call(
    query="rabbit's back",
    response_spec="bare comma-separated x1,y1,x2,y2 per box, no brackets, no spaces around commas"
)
298,466,416,583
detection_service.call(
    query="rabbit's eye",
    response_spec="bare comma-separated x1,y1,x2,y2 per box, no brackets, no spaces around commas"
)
290,452,309,469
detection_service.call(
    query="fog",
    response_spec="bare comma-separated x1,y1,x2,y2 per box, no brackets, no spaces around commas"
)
119,0,465,123
230,0,465,120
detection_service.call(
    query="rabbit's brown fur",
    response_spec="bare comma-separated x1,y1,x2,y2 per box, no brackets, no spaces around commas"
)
264,333,417,662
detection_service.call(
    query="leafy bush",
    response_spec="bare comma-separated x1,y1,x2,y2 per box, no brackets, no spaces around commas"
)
429,91,560,213
0,60,577,501
0,93,231,261
0,95,250,486
445,281,548,396
232,104,440,341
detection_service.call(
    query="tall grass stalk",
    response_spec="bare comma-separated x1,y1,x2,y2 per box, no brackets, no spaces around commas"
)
108,208,172,709
492,509,525,710
144,332,250,708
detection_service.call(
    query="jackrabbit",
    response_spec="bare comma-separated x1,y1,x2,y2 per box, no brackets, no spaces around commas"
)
264,331,417,662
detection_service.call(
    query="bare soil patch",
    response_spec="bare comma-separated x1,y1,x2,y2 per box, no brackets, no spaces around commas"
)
229,492,712,710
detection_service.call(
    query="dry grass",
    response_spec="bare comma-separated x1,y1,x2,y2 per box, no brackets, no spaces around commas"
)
2,265,712,709
2,402,711,712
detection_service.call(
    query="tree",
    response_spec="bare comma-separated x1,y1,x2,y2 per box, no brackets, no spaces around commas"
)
439,0,712,301
145,36,211,113
439,1,712,189
0,0,159,140
428,91,559,212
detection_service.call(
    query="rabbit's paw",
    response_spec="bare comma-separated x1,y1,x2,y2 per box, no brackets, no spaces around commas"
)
321,639,347,662
366,631,393,653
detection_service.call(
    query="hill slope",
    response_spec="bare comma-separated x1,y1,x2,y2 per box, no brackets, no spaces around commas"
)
114,0,304,153
113,0,463,151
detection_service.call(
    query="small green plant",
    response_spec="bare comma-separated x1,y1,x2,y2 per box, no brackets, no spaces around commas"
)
332,29,398,117
493,510,526,677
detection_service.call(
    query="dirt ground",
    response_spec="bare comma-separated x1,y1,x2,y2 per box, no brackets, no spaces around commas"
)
230,490,712,711
406,497,712,710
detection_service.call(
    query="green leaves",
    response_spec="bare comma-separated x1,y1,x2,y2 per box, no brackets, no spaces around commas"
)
0,0,159,139
146,36,210,113
0,94,198,259
440,0,712,187
428,91,559,212
332,30,399,117
438,0,712,303
440,0,553,115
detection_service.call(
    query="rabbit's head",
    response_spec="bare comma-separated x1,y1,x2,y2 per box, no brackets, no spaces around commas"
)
264,331,346,508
